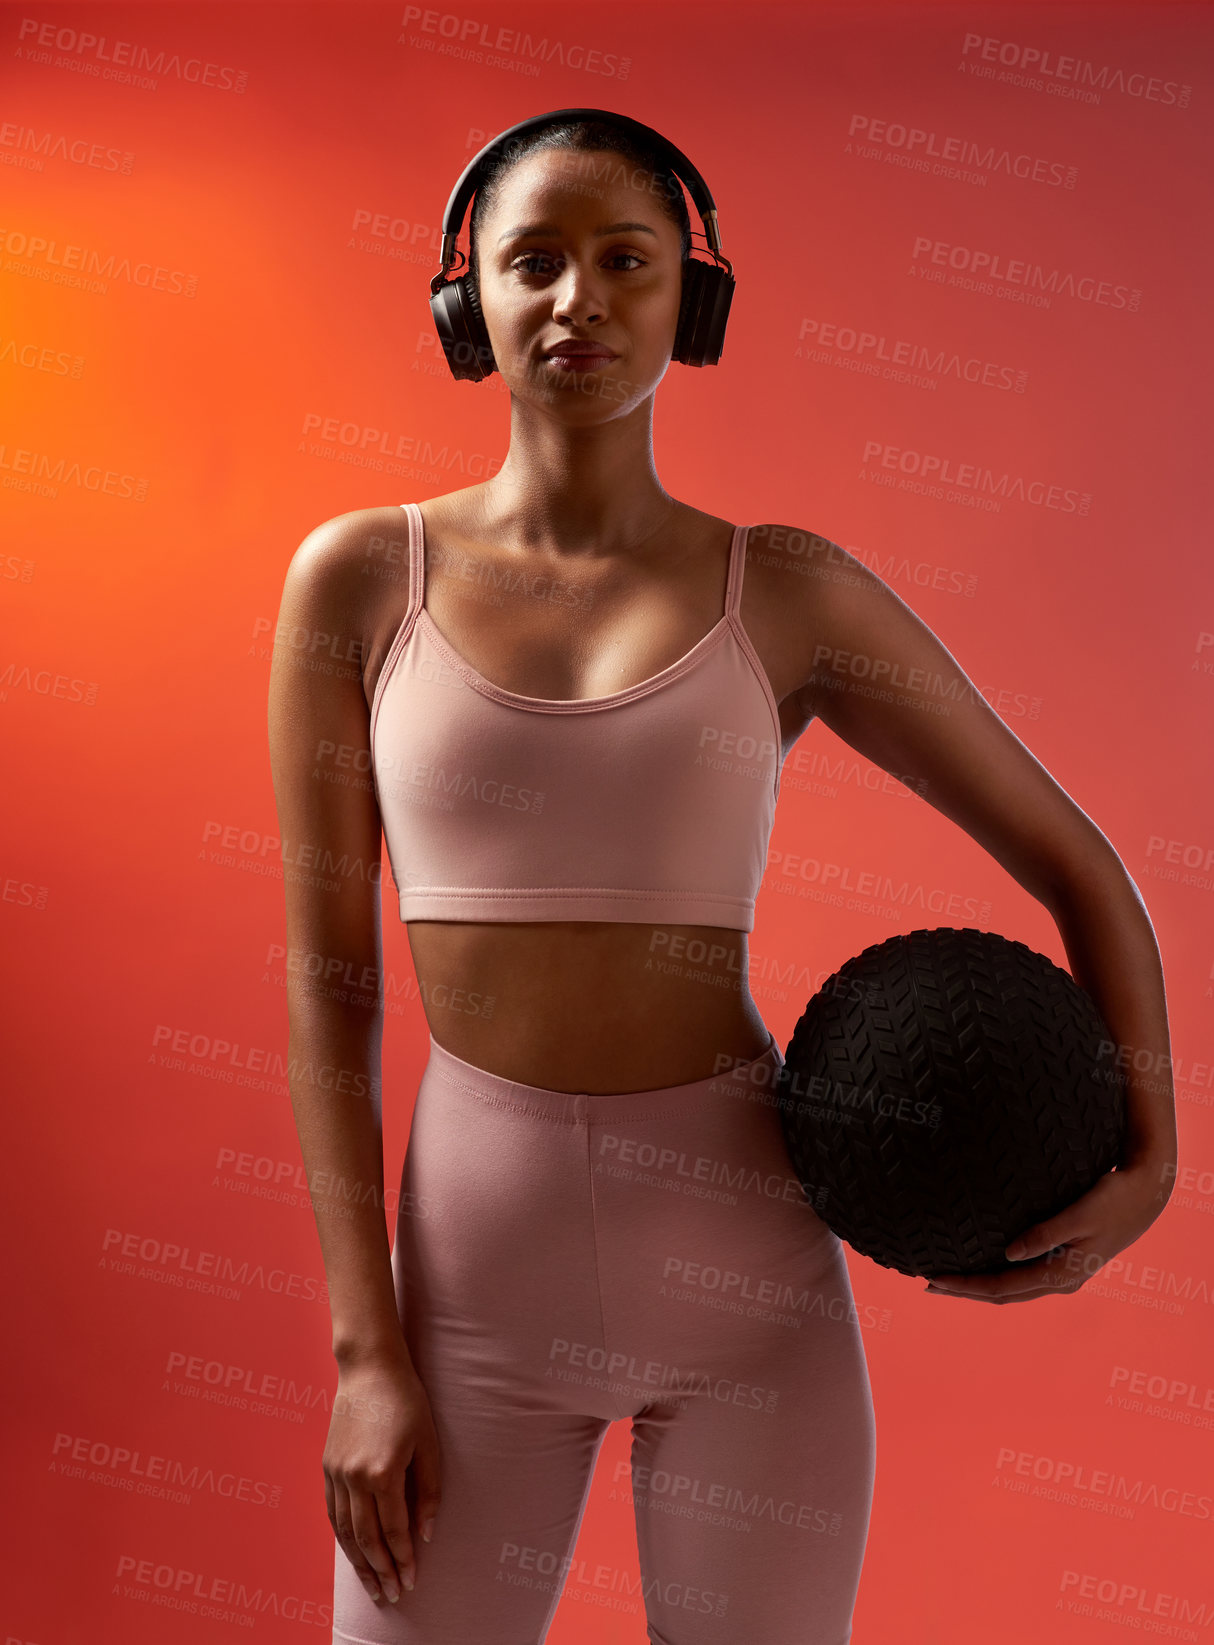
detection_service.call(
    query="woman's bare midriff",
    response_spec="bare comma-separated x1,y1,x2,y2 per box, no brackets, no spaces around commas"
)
404,919,774,1093
366,488,820,1095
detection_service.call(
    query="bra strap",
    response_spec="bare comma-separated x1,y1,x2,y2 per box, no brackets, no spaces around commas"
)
402,501,425,626
724,521,750,617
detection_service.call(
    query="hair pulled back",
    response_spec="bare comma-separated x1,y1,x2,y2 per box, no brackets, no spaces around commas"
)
465,117,693,296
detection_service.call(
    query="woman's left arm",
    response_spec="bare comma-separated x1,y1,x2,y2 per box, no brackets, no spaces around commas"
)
780,530,1178,1304
932,857,1178,1303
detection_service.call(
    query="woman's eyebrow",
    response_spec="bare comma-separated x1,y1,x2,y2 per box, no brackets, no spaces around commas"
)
497,220,660,243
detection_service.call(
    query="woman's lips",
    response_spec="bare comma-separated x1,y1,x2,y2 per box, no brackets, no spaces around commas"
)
542,348,617,370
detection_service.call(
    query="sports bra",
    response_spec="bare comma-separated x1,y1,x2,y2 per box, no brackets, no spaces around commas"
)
369,501,784,932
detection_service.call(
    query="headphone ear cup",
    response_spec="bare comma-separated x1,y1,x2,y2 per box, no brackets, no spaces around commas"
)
460,265,497,378
429,273,497,381
672,259,697,365
673,258,735,367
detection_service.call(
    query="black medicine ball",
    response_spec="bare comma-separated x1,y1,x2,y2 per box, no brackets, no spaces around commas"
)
775,927,1128,1279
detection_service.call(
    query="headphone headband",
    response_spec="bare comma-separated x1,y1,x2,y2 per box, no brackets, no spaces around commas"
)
432,107,725,291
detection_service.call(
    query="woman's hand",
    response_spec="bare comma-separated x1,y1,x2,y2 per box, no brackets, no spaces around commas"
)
324,1347,442,1604
923,1156,1176,1304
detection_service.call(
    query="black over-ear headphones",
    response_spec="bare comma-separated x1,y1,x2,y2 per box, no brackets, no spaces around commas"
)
428,107,735,382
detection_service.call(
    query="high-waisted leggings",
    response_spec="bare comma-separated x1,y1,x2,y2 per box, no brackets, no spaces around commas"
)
332,1029,876,1645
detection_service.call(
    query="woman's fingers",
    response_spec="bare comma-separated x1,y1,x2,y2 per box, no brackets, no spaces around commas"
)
927,1282,1068,1304
927,1245,1081,1300
410,1418,443,1546
329,1476,389,1604
323,1360,442,1601
376,1477,417,1593
350,1475,409,1602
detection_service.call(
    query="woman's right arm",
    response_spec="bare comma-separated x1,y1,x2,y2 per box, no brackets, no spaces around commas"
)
267,510,440,1609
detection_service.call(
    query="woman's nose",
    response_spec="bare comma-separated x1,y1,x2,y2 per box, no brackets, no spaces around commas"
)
552,263,607,325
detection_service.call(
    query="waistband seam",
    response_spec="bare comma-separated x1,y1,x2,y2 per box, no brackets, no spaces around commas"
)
427,1061,780,1121
397,887,755,908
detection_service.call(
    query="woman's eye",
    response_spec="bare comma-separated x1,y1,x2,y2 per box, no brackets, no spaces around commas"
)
512,251,646,276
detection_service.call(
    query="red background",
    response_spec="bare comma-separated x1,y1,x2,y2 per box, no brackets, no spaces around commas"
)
3,3,1212,1641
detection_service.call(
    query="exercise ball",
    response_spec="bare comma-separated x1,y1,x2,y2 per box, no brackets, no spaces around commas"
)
775,927,1128,1278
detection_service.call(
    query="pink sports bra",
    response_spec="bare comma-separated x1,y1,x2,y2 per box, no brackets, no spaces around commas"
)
369,502,784,932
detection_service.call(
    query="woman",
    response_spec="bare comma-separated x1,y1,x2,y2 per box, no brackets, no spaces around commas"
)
268,114,1177,1645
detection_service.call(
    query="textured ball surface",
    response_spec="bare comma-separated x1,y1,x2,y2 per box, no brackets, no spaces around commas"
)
775,927,1127,1278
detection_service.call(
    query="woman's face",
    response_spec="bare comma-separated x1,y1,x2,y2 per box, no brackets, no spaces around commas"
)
475,147,685,419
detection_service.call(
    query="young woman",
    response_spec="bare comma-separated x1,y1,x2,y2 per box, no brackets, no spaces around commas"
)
268,114,1177,1645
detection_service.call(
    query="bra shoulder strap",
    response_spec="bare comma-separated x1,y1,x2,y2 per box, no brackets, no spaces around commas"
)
724,521,750,618
401,502,425,626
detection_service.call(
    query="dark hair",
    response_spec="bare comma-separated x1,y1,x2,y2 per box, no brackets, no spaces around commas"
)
466,116,693,293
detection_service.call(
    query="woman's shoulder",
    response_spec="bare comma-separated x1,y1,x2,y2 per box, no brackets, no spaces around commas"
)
281,503,413,601
742,519,847,566
291,503,412,567
273,506,419,680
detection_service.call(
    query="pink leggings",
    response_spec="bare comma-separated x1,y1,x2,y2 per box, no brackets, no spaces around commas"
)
332,1030,876,1645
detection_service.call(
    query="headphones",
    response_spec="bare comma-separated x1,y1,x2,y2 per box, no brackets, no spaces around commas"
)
428,107,735,381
